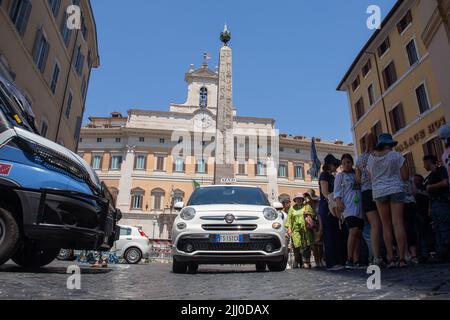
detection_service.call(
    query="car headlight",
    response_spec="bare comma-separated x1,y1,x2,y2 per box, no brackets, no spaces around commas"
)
263,207,278,221
180,207,196,221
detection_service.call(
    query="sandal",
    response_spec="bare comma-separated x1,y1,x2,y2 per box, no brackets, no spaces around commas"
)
387,259,397,269
398,259,408,268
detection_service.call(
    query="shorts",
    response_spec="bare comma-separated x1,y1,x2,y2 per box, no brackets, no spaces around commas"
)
345,216,365,230
362,190,377,214
374,192,406,203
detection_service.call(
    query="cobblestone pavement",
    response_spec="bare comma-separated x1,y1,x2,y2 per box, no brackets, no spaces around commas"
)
1,260,450,300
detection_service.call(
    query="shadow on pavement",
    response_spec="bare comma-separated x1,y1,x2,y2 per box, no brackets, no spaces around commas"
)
0,263,113,275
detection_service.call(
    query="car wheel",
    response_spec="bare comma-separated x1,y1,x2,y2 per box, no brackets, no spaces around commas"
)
267,257,288,272
187,263,199,274
0,207,20,266
57,249,75,261
11,242,60,268
172,258,188,274
124,247,142,264
255,262,266,272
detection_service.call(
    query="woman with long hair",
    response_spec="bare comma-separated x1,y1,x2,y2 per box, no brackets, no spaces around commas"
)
367,134,409,268
355,133,384,266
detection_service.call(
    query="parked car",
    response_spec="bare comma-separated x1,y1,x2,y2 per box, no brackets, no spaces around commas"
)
113,225,151,264
171,185,288,274
0,75,121,268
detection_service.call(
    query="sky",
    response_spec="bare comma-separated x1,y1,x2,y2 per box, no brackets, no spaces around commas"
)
86,0,396,143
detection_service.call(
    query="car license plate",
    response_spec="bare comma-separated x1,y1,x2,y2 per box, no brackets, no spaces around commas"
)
215,234,243,243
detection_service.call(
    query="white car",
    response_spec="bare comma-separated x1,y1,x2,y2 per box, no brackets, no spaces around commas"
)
113,225,151,264
171,185,288,274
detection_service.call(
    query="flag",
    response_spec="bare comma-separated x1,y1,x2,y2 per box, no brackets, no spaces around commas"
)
307,137,321,179
193,180,201,189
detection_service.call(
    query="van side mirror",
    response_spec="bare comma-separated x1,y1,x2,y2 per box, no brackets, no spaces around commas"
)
272,201,283,210
174,202,184,210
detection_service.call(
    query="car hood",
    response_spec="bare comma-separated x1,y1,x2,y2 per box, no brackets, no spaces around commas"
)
13,127,101,190
189,204,269,215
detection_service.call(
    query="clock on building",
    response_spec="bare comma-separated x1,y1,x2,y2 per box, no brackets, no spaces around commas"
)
193,112,214,130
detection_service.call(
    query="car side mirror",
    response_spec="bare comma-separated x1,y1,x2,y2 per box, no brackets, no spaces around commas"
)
272,201,283,210
173,202,184,210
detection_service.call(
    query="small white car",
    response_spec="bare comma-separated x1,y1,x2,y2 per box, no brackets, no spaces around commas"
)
113,225,151,264
171,185,288,273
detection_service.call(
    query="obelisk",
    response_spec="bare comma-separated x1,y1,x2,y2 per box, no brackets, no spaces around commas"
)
214,24,235,184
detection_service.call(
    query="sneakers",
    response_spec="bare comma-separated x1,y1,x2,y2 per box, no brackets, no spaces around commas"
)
345,260,355,269
327,264,345,271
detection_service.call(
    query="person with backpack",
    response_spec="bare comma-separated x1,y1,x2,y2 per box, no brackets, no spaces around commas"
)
334,154,364,269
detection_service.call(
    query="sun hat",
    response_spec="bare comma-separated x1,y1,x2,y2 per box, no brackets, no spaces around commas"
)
324,154,341,167
293,193,305,201
439,124,450,140
305,189,319,201
376,133,398,149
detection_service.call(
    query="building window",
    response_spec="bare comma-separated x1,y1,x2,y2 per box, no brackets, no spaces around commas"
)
156,156,165,171
97,138,102,143
371,121,383,145
131,194,143,210
378,37,390,57
65,92,73,119
294,164,305,180
404,153,416,176
196,159,207,173
352,76,360,92
50,63,60,94
367,84,375,106
278,164,287,178
110,155,123,171
40,120,48,137
415,84,430,114
47,0,60,17
81,16,88,40
238,162,246,175
159,138,165,144
81,77,87,100
362,59,372,77
74,45,84,76
115,137,121,143
354,97,365,121
32,28,50,73
92,155,102,170
256,161,266,176
138,137,145,142
151,188,165,210
295,149,301,154
9,0,32,37
199,87,208,108
135,155,146,170
406,39,419,66
382,62,397,90
360,134,368,153
173,158,185,173
397,10,413,34
389,103,406,133
60,13,71,47
423,137,444,159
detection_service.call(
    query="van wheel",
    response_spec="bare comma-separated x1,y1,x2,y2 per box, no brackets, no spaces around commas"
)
124,247,142,264
255,263,266,272
267,257,288,272
0,207,20,266
11,241,60,268
172,258,187,274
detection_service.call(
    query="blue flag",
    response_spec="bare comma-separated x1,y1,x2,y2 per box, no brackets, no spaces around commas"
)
307,137,321,179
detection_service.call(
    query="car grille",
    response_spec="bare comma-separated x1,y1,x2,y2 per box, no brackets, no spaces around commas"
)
177,236,281,253
202,224,257,231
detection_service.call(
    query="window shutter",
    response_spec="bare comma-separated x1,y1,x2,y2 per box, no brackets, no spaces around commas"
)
398,104,406,128
74,116,82,139
39,38,50,72
32,28,43,64
18,0,32,36
54,0,61,17
389,109,396,133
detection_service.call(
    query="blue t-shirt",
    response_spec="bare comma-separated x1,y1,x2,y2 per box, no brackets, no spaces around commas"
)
319,171,335,202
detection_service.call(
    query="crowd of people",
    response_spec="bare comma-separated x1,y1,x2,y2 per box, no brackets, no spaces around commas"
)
282,125,450,271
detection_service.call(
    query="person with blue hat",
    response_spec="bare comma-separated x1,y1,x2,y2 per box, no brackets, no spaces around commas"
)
367,133,410,268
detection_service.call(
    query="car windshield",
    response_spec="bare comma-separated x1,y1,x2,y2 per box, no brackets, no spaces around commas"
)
187,186,270,206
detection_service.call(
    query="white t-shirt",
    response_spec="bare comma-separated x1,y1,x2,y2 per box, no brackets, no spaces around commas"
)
333,171,363,219
367,151,406,199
